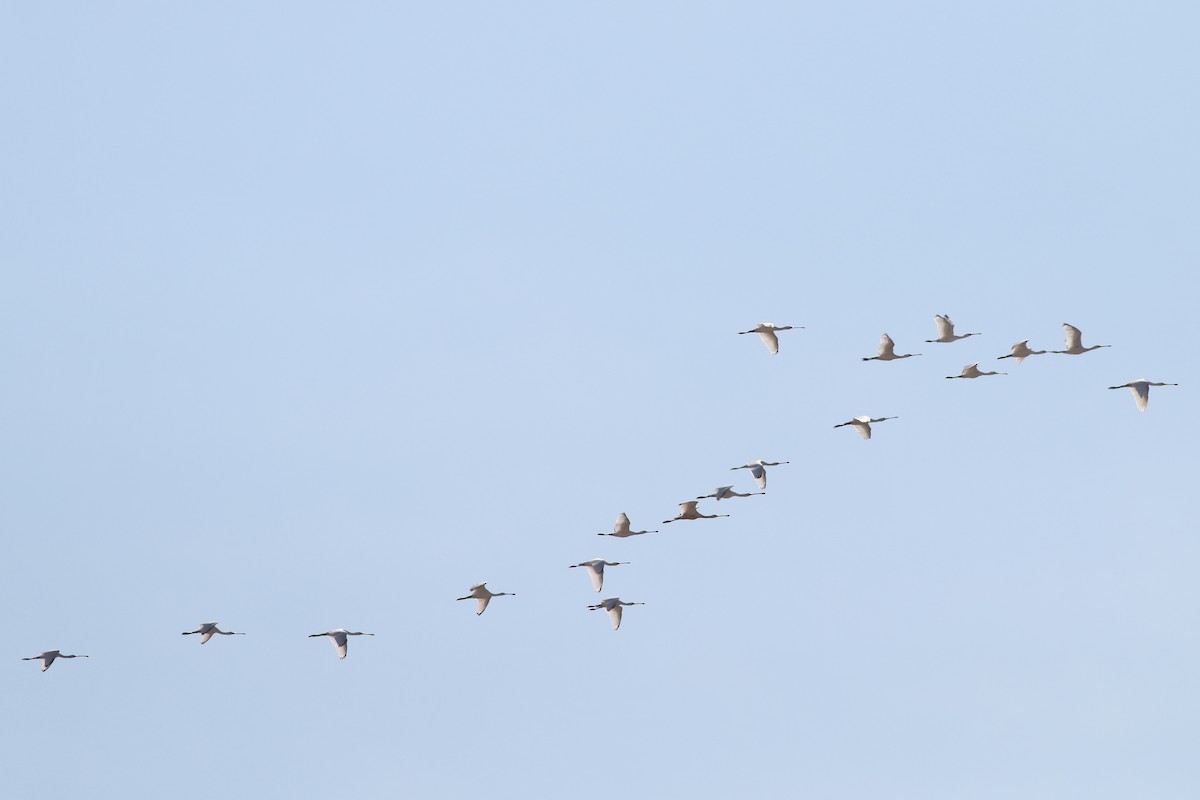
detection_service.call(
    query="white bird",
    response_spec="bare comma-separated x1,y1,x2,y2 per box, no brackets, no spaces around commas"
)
997,340,1047,364
925,314,980,343
181,622,245,644
729,459,789,490
833,415,898,440
662,500,729,524
737,322,803,355
22,651,89,672
598,512,657,538
862,333,921,361
569,559,630,592
697,485,764,501
587,597,644,630
307,628,374,660
455,582,515,616
1053,323,1111,355
1107,379,1178,412
946,363,1005,379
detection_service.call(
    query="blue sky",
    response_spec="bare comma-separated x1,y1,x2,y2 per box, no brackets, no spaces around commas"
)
3,3,1197,798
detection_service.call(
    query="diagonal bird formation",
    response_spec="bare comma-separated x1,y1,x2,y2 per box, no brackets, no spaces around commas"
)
22,314,1179,666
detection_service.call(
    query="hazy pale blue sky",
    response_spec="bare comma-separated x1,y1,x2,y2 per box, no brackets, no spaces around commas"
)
3,3,1197,798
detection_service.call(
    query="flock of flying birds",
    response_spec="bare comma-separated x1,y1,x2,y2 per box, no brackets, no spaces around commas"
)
22,315,1179,670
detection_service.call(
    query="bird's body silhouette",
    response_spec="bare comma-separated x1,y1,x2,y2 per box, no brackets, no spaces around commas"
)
182,622,245,644
456,583,515,616
863,333,920,361
925,314,980,343
662,500,729,524
737,323,803,355
598,513,657,538
998,340,1047,364
1107,379,1178,411
729,459,788,490
587,597,644,630
308,628,374,660
946,363,1005,379
22,650,88,672
1053,323,1110,355
569,559,629,592
833,415,898,440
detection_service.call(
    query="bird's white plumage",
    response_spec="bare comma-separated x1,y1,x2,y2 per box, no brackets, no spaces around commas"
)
1108,379,1177,412
737,323,801,355
757,330,780,354
456,582,515,615
588,597,643,630
947,363,1004,379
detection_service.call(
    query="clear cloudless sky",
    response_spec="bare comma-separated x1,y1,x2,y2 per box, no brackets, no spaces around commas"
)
2,2,1197,798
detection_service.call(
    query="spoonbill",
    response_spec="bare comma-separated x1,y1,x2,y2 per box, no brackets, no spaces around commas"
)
569,559,629,592
456,583,515,616
181,622,245,644
833,415,898,440
863,333,920,361
925,314,980,343
1053,323,1110,355
588,597,644,630
946,363,1005,379
598,513,657,537
998,340,1047,364
22,651,89,672
308,629,374,660
697,485,764,501
729,459,789,490
1107,379,1178,411
663,500,729,524
737,323,803,355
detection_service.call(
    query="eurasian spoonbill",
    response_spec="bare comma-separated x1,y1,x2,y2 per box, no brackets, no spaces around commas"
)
587,597,644,630
456,583,515,616
998,340,1047,364
1053,323,1110,355
1107,379,1178,411
925,314,980,343
308,629,374,660
862,333,920,361
737,323,803,355
182,622,245,644
946,363,1005,379
833,416,898,440
729,459,789,490
569,559,630,592
22,651,89,672
663,500,729,524
598,513,657,537
697,485,764,501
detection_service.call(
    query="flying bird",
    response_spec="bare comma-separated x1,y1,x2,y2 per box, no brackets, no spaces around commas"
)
181,622,245,644
587,597,644,630
456,582,515,616
308,629,374,660
697,485,764,501
925,314,980,343
1107,379,1178,412
22,651,89,672
569,559,630,592
598,513,657,538
833,415,898,440
1053,323,1110,355
862,333,921,361
737,323,803,355
997,340,1047,364
663,500,729,524
729,459,789,490
946,363,1005,379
